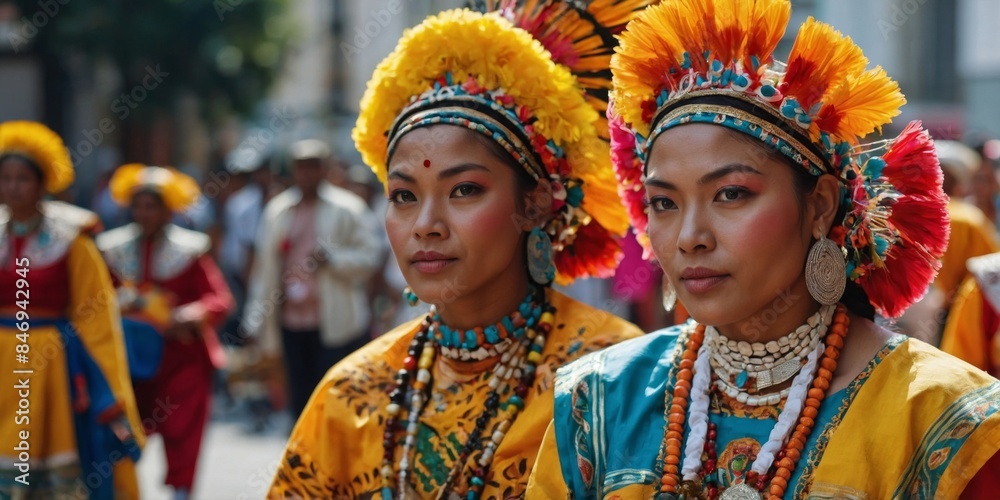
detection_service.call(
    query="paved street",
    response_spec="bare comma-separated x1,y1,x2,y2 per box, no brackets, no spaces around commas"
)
137,410,291,500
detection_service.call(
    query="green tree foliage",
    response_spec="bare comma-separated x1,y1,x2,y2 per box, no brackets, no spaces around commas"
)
10,0,293,119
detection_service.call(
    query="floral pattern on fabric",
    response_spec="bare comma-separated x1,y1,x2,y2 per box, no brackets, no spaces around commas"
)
268,291,641,499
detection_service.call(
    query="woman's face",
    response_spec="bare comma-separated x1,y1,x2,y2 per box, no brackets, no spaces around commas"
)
385,125,531,308
130,191,172,237
644,124,826,336
0,156,45,212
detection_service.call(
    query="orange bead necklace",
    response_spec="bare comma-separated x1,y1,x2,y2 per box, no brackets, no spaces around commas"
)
658,304,850,499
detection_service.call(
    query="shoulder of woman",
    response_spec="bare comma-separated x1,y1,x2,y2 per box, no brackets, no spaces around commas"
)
554,325,688,395
313,319,423,400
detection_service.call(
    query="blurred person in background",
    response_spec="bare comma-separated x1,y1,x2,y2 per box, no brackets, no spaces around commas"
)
97,164,233,500
941,252,1000,377
243,139,383,421
970,139,1000,228
935,140,1000,304
897,140,1000,344
219,149,272,345
0,121,144,499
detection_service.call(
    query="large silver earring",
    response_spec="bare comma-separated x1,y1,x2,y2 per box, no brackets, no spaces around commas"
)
662,278,677,312
527,226,555,285
806,234,847,306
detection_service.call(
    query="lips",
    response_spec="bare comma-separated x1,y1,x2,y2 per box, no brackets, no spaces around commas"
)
411,251,457,274
679,267,729,294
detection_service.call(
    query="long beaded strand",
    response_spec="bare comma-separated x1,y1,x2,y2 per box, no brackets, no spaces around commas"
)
380,295,554,499
657,304,850,499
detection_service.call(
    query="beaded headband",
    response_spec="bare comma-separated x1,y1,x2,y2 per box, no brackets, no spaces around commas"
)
0,121,74,194
109,164,201,213
609,0,950,318
355,2,653,284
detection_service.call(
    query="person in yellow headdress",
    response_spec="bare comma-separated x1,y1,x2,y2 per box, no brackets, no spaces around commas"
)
97,164,233,500
527,0,1000,498
267,1,656,498
0,121,144,499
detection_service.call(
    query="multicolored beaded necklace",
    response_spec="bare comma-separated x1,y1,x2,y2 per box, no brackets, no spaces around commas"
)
380,287,554,500
657,304,850,500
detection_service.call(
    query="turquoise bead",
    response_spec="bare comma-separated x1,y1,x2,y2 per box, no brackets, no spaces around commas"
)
381,487,393,499
509,395,524,409
465,330,478,349
484,325,500,344
501,316,515,335
736,370,749,388
470,476,484,487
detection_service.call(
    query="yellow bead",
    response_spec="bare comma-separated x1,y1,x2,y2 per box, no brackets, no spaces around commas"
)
540,312,555,325
527,351,542,363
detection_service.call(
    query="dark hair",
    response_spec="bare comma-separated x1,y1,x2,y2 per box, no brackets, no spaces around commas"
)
738,134,876,320
0,153,45,183
130,188,167,208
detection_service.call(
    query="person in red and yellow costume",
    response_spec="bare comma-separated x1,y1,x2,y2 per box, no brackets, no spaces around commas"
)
97,164,233,500
0,121,144,499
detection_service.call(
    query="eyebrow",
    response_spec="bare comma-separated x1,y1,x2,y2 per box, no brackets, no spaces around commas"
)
387,162,491,182
645,163,762,190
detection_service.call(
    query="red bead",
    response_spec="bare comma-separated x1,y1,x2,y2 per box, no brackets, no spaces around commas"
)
515,385,529,398
708,486,719,499
474,467,485,478
704,459,716,472
403,356,417,371
708,429,717,440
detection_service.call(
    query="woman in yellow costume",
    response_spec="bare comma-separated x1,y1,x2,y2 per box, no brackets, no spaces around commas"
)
268,1,652,498
527,1,1000,498
0,121,144,499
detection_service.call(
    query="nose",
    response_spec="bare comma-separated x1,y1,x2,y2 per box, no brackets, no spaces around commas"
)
413,198,448,240
676,205,715,255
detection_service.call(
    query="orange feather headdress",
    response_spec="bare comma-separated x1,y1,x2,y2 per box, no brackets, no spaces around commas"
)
609,0,949,318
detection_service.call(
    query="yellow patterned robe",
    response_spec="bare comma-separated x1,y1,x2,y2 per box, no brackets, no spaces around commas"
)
526,327,1000,499
268,290,641,499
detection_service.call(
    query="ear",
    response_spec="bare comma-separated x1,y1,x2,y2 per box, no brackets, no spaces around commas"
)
807,174,841,238
519,178,554,231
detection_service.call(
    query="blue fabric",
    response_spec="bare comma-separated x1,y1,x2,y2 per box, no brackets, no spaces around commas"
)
0,317,140,500
121,317,164,380
551,325,864,499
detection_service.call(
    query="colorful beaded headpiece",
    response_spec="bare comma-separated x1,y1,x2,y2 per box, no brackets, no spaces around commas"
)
109,163,201,212
609,0,950,318
0,121,74,194
354,1,653,285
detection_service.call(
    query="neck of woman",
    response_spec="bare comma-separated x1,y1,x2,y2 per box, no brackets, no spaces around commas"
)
8,203,41,223
431,280,538,384
713,281,822,345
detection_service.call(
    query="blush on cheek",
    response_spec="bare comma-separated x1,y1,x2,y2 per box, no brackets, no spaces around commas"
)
725,196,802,255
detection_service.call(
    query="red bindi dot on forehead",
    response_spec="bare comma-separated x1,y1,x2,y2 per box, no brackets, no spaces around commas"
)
423,159,431,168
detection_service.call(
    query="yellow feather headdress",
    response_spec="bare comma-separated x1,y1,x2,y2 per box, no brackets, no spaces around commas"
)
0,121,74,194
609,0,949,318
354,2,652,284
109,164,201,213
